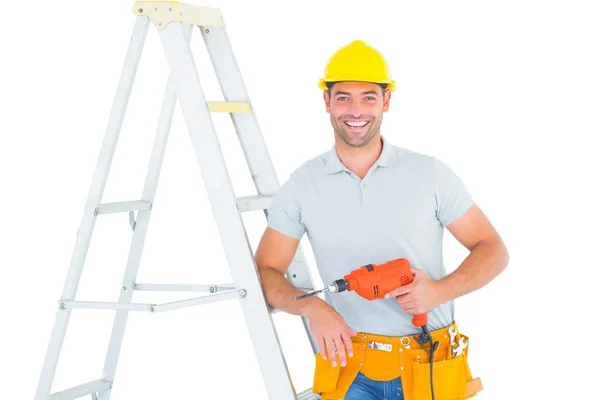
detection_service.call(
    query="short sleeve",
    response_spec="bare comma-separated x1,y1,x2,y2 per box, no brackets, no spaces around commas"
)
266,171,306,239
433,158,474,226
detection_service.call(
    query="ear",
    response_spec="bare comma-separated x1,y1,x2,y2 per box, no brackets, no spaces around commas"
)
382,90,391,112
323,90,331,113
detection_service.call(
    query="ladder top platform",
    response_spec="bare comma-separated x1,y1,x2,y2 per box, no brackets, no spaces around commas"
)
133,1,225,29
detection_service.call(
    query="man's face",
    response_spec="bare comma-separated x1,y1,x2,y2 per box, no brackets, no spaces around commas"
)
324,81,391,148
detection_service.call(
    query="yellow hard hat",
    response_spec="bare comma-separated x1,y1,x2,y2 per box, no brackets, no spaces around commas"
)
318,40,395,91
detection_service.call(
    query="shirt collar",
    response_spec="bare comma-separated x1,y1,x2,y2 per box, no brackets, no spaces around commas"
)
324,135,396,174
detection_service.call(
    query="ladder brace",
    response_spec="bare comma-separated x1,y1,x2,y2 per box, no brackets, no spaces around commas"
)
60,288,244,313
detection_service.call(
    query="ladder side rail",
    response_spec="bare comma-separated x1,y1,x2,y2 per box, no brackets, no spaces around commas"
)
201,26,319,353
96,19,195,400
35,16,151,400
158,21,298,399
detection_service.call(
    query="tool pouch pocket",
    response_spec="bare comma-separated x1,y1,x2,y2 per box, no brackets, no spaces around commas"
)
411,353,468,399
312,341,364,398
312,353,341,393
408,334,474,400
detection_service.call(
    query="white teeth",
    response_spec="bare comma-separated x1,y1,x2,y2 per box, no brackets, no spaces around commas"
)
345,121,368,127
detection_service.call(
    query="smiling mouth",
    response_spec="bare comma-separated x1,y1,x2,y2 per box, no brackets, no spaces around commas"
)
343,120,369,129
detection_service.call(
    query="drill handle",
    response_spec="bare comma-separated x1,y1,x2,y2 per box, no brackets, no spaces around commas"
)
412,313,428,327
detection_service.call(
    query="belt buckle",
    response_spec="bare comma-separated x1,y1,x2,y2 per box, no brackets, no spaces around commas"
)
368,341,392,352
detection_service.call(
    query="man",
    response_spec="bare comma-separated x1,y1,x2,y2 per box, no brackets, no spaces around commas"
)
254,40,509,400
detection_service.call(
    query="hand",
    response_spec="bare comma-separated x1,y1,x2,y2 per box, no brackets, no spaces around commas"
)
306,303,357,367
384,267,444,315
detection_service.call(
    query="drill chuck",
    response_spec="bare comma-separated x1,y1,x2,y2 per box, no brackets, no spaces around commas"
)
331,278,347,293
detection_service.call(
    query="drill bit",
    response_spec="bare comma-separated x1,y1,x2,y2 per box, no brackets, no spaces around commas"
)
296,287,329,300
296,279,349,300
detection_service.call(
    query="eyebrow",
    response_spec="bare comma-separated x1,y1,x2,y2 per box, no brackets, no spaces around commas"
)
333,90,380,96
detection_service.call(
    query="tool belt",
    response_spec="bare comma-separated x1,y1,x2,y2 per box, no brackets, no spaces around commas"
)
312,322,483,400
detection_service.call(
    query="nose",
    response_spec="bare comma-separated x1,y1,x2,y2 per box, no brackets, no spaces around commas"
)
348,100,362,118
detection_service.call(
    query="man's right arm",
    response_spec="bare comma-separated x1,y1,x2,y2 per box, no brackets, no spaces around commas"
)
255,226,356,366
254,226,325,317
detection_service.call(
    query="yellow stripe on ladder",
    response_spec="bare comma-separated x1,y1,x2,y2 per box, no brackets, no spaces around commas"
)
207,101,252,113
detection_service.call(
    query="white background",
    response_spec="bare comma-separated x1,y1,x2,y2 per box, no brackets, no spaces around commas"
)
1,0,599,399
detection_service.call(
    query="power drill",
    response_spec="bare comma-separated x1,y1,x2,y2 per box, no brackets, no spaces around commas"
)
296,257,432,345
297,258,440,400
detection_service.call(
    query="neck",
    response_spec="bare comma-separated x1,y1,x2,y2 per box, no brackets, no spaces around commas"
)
336,134,383,179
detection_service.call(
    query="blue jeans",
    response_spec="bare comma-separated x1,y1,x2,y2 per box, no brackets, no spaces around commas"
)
345,371,404,400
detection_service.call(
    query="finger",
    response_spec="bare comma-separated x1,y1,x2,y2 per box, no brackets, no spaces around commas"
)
385,282,415,298
325,338,338,367
333,337,347,367
396,301,413,313
410,267,421,277
341,332,354,359
317,336,327,360
395,293,412,306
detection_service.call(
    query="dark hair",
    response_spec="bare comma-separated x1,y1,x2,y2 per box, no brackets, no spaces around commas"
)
326,81,387,96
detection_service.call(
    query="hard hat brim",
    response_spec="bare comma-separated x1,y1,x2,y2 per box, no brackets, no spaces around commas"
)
318,78,396,92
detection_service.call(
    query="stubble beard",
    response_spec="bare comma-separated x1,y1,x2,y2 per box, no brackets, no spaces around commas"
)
332,113,383,148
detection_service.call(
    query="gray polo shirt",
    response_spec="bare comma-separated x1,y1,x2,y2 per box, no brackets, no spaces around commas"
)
266,135,473,337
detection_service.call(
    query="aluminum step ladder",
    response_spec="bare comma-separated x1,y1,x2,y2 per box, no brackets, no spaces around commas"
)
34,2,321,399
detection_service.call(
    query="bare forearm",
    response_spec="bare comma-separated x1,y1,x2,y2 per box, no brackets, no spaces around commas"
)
258,267,325,317
437,239,509,303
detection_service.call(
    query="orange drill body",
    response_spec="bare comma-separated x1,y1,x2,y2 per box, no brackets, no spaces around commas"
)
344,258,413,300
296,258,429,328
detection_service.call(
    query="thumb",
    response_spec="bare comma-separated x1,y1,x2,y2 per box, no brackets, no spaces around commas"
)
410,267,422,278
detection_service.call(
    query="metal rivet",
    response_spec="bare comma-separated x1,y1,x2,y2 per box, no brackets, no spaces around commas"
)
138,8,143,13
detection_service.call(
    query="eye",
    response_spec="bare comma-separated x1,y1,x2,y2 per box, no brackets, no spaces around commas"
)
336,96,348,101
365,96,376,101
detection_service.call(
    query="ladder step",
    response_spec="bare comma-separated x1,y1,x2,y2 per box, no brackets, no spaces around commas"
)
236,194,273,212
95,200,152,215
297,388,321,400
49,378,111,400
207,101,251,113
60,289,243,312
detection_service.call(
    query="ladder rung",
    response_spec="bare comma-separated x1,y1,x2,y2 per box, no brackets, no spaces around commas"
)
207,101,251,113
134,283,236,292
59,290,243,312
49,379,111,400
236,194,273,212
95,200,152,214
297,388,321,400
